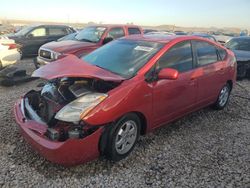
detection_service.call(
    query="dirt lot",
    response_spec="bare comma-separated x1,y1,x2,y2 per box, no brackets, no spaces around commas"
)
0,59,249,187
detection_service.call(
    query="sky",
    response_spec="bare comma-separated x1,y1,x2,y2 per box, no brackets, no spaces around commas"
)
0,0,250,29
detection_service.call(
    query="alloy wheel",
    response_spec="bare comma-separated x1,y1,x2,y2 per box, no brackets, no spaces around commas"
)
115,120,138,155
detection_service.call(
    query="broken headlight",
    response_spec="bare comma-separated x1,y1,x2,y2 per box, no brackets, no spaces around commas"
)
55,93,107,123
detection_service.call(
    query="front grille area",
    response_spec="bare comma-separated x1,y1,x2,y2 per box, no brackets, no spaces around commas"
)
39,49,52,60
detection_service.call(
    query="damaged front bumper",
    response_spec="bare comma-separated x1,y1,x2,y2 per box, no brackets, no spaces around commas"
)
14,98,103,166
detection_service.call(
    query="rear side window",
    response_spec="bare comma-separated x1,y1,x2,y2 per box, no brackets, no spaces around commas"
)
128,28,141,35
218,48,227,60
107,28,125,39
194,41,218,66
157,41,193,72
48,27,68,36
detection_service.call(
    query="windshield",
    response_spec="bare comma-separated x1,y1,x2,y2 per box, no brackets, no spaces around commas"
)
82,39,164,78
225,38,250,51
74,26,106,43
15,26,34,36
57,32,77,41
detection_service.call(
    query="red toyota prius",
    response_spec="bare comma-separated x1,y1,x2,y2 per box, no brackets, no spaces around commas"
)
14,35,236,166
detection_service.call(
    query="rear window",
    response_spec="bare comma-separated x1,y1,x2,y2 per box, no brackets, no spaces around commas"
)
128,28,141,35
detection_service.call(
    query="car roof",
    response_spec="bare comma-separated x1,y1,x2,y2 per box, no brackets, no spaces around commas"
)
230,36,250,40
121,34,209,43
26,24,71,28
86,24,140,28
192,33,211,36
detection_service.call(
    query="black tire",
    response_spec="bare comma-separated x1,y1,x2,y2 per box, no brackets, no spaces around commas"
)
213,83,231,110
103,113,141,161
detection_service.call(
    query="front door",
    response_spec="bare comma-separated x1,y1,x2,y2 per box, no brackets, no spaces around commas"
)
151,41,197,126
23,26,48,56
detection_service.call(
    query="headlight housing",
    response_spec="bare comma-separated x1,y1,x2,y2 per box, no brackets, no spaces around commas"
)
51,51,62,60
55,93,107,123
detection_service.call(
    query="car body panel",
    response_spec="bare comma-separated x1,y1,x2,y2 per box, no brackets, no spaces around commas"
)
32,55,125,82
40,40,99,54
151,70,197,126
14,98,102,166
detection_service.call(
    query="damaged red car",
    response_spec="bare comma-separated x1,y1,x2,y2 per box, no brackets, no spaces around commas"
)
14,35,236,166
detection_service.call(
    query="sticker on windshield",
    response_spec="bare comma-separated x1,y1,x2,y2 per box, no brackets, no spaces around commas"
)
134,46,154,52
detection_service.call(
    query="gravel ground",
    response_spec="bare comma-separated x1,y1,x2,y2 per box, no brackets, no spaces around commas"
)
0,59,249,188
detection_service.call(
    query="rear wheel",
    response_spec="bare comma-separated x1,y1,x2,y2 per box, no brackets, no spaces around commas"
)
213,83,231,110
104,113,140,161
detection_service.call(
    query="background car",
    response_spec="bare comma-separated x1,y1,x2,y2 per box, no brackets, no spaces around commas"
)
1,24,76,58
225,36,250,79
14,35,236,166
0,38,21,69
143,29,158,34
191,32,217,42
174,31,187,35
37,24,143,65
145,31,176,35
57,32,78,42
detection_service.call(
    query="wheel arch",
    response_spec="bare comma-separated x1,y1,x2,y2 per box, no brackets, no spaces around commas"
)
98,111,148,155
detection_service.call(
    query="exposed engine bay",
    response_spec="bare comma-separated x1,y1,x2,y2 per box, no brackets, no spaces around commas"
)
23,77,120,141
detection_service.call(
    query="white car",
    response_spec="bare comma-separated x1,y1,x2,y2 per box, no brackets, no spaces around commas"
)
0,39,21,69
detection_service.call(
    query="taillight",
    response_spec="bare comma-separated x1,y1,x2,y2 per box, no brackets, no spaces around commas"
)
2,43,17,50
229,55,237,68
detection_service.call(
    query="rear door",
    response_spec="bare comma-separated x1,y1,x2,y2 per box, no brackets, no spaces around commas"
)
152,41,197,126
192,40,227,105
47,26,69,42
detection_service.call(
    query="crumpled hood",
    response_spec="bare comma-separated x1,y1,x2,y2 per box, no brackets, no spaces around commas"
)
32,55,125,82
41,40,98,53
233,50,250,62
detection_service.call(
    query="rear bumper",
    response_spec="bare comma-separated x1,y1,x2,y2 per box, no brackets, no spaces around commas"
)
14,98,102,166
0,49,21,67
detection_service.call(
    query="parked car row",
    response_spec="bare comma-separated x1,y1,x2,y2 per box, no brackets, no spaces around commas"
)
0,22,246,166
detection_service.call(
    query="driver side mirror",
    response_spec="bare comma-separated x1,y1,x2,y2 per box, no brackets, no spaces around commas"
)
26,33,34,38
158,68,179,80
103,37,113,45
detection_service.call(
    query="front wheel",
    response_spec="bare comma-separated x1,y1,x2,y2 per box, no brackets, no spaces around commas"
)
104,113,140,161
213,83,231,110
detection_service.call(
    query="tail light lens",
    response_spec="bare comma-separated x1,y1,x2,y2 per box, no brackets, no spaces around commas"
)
2,43,17,50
